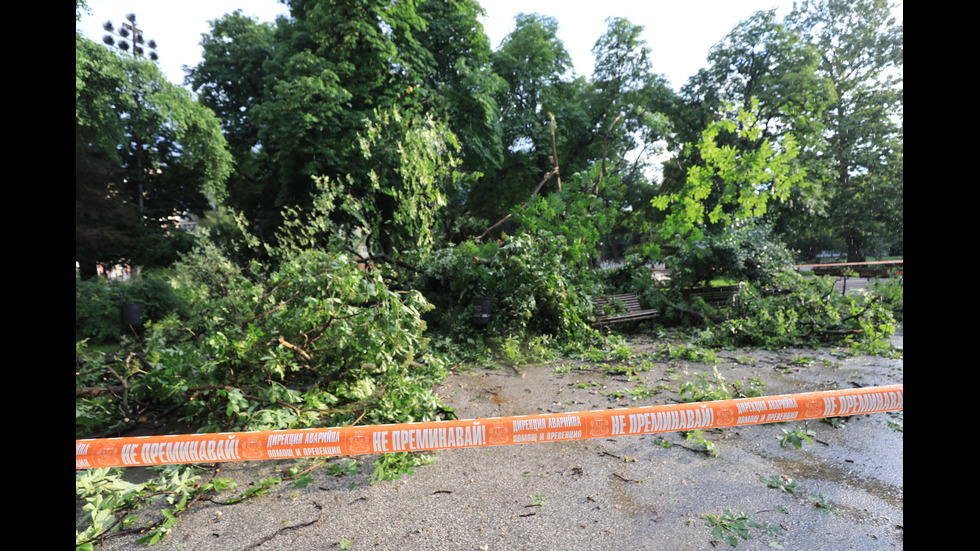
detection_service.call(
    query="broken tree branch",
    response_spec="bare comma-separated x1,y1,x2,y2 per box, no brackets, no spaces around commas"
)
549,112,562,192
476,168,557,241
476,113,567,241
593,114,623,196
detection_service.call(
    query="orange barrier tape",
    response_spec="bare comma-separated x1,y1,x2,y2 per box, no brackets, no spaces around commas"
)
76,384,902,469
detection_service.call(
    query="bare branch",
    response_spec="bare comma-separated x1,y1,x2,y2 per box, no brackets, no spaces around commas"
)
593,114,623,196
476,168,557,241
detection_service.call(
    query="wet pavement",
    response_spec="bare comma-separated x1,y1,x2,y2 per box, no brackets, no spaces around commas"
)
88,330,902,551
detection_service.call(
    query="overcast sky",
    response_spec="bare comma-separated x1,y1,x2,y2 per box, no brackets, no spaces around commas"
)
479,0,807,89
83,0,884,92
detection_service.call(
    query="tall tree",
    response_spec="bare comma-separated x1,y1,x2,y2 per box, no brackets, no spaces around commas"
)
674,9,833,150
248,0,426,232
184,11,277,240
477,12,574,225
412,0,506,241
491,13,572,156
667,9,834,251
415,0,504,176
663,1,901,261
587,17,676,256
471,13,677,243
76,31,232,278
653,102,805,249
188,0,485,261
787,0,903,260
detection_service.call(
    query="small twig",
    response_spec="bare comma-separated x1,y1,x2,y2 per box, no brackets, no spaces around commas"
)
281,458,328,480
612,472,648,483
270,337,314,362
244,518,320,550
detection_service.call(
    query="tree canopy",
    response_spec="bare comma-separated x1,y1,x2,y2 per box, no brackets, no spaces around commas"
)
78,0,902,275
668,0,902,260
77,0,902,287
76,30,232,279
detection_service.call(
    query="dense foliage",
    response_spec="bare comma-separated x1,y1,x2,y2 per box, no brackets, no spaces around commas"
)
703,271,899,353
75,274,189,344
666,222,797,289
78,239,449,436
75,0,904,439
672,0,903,261
76,32,232,279
410,231,604,360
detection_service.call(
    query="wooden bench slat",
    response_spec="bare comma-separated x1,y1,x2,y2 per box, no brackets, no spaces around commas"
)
681,285,741,307
592,292,658,326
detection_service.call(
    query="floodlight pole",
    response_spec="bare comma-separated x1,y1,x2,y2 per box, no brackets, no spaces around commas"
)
101,14,159,224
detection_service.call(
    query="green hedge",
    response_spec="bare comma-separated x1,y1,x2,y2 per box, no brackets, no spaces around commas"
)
75,274,188,344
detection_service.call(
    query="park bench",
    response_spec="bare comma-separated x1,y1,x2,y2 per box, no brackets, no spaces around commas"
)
681,285,741,307
811,266,842,277
592,293,659,326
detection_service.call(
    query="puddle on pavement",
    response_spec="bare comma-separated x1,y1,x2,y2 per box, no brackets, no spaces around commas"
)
769,454,903,511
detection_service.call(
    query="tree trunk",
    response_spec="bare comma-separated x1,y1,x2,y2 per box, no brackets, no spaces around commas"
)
846,235,866,263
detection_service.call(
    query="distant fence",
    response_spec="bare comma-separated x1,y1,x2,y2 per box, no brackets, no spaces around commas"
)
793,260,903,278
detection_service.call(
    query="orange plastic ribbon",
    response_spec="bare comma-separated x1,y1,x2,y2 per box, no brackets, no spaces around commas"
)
76,384,902,469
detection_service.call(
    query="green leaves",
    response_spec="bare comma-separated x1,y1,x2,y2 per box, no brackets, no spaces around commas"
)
702,509,784,547
667,221,796,289
129,238,447,433
76,466,227,547
697,270,899,351
654,102,803,246
76,237,453,544
371,452,435,485
778,424,816,449
358,107,470,253
410,230,603,360
515,168,617,268
225,388,248,417
762,474,805,494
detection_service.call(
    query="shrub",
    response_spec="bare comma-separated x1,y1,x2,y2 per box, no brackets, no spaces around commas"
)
135,240,447,432
666,222,796,289
869,274,903,321
75,278,121,344
75,274,188,344
700,270,899,352
409,231,604,360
